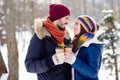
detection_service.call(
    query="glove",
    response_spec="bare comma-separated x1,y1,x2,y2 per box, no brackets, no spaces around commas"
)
52,53,65,65
64,52,76,65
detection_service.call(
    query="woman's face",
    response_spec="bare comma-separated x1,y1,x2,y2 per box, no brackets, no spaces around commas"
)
73,21,81,35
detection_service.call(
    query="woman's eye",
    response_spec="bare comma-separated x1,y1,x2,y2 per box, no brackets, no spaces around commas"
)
75,22,78,25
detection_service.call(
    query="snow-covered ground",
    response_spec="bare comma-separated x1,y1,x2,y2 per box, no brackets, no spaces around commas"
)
0,31,37,80
0,30,120,80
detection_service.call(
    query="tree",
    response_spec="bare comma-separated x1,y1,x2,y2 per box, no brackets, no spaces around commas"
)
98,10,120,80
83,0,87,14
4,0,19,80
117,0,120,22
92,0,95,16
0,0,8,77
0,50,7,77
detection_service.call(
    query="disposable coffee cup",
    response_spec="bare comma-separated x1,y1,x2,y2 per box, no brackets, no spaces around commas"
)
55,46,64,54
64,45,72,53
55,46,65,64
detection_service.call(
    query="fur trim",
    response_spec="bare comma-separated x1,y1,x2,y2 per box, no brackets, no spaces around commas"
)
34,18,71,40
34,18,44,39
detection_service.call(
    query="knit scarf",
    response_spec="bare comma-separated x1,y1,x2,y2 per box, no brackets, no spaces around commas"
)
43,17,65,46
72,32,94,53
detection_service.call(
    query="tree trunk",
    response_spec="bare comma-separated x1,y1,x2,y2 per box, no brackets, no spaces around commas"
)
110,22,119,80
0,0,8,77
111,0,114,9
30,0,35,34
117,0,120,22
114,57,119,80
111,38,119,80
83,0,87,14
4,0,19,80
92,0,95,15
0,50,7,77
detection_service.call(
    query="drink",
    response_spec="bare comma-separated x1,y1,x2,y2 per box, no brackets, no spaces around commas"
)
64,45,72,53
55,46,65,64
55,46,64,54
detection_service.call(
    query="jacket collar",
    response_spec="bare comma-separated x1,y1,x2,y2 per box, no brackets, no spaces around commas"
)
81,37,103,47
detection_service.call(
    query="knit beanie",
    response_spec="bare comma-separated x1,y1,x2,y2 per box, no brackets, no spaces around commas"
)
72,15,97,52
75,15,97,42
49,4,70,21
75,15,97,33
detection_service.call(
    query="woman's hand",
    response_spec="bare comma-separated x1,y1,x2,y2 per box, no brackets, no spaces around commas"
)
64,52,76,65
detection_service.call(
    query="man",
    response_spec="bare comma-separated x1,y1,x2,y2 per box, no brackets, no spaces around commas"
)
25,4,71,80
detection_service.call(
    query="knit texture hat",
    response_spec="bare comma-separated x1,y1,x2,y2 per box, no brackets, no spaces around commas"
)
72,15,97,52
49,4,70,21
75,15,97,33
75,15,97,42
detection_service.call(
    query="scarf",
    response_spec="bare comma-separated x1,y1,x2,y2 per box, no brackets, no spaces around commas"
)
72,32,94,52
43,17,65,46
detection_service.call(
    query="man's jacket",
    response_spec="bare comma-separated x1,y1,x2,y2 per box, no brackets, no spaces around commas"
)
25,19,72,80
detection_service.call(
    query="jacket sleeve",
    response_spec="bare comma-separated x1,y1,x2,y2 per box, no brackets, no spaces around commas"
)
25,34,55,73
72,45,103,79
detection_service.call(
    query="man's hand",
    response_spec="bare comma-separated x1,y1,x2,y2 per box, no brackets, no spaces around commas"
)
52,53,65,65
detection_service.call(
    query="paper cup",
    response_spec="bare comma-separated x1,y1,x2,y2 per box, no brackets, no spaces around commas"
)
64,46,72,53
55,47,64,54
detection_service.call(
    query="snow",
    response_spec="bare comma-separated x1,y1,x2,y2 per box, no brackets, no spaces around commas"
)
0,31,37,80
115,22,120,28
102,9,113,14
102,9,114,21
103,13,112,20
0,30,120,80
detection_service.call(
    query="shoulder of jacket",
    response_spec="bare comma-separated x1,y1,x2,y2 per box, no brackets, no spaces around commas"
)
34,18,51,40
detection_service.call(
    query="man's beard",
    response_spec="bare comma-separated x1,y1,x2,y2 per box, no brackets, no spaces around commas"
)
57,25,65,31
57,22,67,30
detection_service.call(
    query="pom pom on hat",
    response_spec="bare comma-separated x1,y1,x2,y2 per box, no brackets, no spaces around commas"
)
49,4,70,21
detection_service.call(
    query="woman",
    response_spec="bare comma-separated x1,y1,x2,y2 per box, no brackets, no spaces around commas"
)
64,15,104,80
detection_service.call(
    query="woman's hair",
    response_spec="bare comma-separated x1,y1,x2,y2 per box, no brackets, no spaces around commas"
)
71,24,86,51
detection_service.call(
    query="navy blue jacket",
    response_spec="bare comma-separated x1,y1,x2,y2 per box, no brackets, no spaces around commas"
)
72,40,103,80
25,34,71,80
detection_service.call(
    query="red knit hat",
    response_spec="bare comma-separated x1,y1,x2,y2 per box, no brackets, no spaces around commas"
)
49,4,70,21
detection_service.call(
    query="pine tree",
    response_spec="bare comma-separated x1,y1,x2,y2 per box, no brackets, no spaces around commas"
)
98,9,120,80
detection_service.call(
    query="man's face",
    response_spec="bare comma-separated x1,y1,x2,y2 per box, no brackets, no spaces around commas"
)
57,15,70,29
